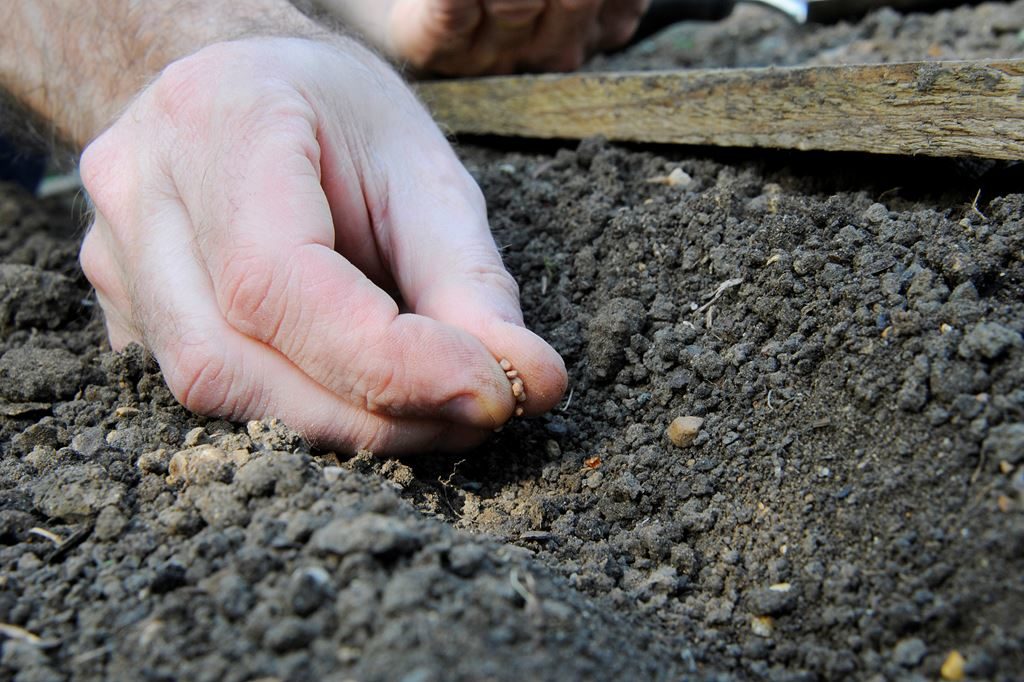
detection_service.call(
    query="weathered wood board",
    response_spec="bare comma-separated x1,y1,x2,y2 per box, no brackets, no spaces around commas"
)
416,59,1024,159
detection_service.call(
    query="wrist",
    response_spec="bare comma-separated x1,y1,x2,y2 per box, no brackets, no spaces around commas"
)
0,0,329,149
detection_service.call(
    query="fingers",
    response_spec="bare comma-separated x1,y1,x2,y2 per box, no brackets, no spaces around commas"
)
78,37,570,457
171,101,516,429
478,0,545,51
521,0,604,72
388,0,483,70
79,220,138,349
413,279,569,417
89,190,493,453
366,140,569,417
395,0,546,75
349,0,645,75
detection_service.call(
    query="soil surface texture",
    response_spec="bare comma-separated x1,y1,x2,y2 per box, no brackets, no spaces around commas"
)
3,2,1024,681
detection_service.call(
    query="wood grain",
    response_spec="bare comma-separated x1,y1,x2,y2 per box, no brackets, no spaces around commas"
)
416,59,1024,159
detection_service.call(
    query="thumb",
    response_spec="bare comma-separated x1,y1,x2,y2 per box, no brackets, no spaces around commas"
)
377,151,569,417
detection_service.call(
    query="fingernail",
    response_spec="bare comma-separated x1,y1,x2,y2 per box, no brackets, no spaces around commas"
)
441,394,500,428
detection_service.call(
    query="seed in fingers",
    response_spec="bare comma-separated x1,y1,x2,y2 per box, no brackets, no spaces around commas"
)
498,357,528,412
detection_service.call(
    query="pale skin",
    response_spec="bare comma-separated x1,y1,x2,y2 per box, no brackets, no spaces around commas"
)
318,0,650,75
0,1,644,453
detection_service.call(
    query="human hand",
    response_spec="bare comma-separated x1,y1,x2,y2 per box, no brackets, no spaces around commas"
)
319,0,650,75
79,37,567,453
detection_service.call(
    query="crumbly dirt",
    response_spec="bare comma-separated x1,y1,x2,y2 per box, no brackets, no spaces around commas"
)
3,3,1024,681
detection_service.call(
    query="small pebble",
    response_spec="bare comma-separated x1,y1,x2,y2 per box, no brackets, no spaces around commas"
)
667,416,704,448
183,426,206,447
505,370,519,379
500,358,513,371
646,167,692,188
751,615,774,637
166,445,237,486
941,650,965,681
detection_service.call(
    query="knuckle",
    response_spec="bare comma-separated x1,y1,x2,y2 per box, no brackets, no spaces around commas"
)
78,227,111,293
217,248,283,340
79,133,129,222
163,333,249,417
474,262,522,302
149,54,220,130
78,138,107,193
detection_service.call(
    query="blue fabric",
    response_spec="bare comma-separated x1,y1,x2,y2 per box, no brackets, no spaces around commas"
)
0,135,46,192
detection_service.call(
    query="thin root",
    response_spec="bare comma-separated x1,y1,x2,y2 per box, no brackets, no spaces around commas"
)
971,189,988,221
28,527,63,546
509,568,538,609
697,277,744,314
560,387,575,413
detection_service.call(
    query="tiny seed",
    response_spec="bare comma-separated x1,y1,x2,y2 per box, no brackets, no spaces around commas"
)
516,391,527,403
505,369,519,379
511,378,524,397
515,407,524,417
500,358,513,371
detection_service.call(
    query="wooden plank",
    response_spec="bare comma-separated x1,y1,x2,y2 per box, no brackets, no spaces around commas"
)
416,59,1024,160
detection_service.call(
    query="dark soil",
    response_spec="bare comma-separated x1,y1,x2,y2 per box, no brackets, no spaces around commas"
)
3,3,1024,681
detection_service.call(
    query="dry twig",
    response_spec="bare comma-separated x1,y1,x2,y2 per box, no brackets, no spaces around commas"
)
697,277,743,314
0,623,60,648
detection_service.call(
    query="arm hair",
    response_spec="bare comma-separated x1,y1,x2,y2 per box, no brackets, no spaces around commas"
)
0,1,330,152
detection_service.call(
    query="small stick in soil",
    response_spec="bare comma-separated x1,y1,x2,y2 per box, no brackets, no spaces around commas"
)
46,522,94,565
28,527,63,546
0,623,60,649
509,568,539,611
438,459,467,519
971,189,988,221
